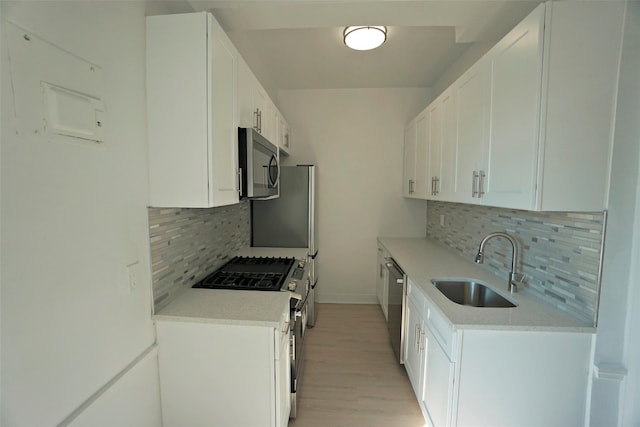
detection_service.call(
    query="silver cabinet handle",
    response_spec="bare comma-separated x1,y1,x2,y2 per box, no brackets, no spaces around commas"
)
253,108,262,133
408,179,415,194
415,324,420,350
478,170,486,197
238,168,243,196
419,328,426,353
472,171,479,197
431,176,440,196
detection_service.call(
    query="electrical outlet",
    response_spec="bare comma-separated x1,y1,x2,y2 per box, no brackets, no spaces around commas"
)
127,262,139,291
440,214,446,227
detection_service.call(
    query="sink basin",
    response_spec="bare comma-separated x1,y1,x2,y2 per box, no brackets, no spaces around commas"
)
432,280,517,308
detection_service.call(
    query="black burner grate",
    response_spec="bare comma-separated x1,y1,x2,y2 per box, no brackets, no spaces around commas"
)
192,256,295,291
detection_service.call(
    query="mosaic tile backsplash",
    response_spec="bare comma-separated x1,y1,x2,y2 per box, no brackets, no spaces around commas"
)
148,202,250,311
426,201,605,324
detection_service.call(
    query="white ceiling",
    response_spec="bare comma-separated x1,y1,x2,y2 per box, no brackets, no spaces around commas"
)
160,1,543,94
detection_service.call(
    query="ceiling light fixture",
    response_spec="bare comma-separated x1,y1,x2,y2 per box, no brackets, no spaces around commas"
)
343,26,387,51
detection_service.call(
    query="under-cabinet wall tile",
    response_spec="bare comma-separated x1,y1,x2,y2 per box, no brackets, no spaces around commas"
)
148,202,250,311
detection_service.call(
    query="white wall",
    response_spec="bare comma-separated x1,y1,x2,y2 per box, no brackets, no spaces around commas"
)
1,2,161,426
278,88,430,303
590,1,640,425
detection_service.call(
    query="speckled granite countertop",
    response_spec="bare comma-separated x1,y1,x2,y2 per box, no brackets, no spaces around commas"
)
379,237,594,333
153,246,306,327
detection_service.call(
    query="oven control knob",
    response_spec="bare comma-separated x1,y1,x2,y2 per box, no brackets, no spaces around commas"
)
288,281,297,291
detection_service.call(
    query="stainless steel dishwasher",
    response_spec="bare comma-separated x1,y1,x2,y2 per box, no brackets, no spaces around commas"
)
385,258,406,364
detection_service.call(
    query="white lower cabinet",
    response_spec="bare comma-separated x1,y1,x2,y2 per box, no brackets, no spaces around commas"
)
422,325,455,427
404,281,593,427
404,281,425,394
156,317,290,427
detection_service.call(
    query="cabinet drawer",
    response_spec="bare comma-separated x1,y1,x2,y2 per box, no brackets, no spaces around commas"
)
406,279,426,317
425,300,456,359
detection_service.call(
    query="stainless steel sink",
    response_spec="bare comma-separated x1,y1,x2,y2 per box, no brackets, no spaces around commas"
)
432,280,517,308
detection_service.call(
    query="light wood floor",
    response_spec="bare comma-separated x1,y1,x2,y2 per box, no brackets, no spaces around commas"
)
289,304,426,427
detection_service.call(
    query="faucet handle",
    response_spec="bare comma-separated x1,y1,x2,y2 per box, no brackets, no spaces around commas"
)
509,272,526,293
514,272,526,284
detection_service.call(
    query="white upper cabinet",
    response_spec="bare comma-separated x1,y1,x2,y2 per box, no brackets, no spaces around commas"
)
238,57,257,131
238,58,269,137
147,12,239,208
451,58,490,205
403,118,417,197
279,114,291,157
482,4,544,210
238,57,289,155
411,1,624,211
426,87,456,201
536,1,624,211
403,111,429,199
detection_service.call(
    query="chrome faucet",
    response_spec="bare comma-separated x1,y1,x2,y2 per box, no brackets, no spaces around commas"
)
475,232,524,293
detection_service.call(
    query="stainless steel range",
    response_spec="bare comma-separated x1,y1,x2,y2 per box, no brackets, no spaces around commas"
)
192,256,310,419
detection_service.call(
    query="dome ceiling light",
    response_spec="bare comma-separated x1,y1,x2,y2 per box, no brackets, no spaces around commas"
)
343,26,387,51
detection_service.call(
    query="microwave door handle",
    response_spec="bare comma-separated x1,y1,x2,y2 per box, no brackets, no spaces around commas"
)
269,155,279,187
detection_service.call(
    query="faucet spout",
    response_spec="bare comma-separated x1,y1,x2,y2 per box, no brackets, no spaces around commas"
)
475,232,523,293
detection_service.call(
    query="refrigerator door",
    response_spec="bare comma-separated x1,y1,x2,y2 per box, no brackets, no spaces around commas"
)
251,165,316,251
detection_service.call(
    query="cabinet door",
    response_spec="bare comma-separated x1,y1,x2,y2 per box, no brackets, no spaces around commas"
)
403,111,429,199
451,59,490,205
209,16,239,206
483,4,544,210
157,321,276,427
254,85,269,135
147,12,239,208
403,119,418,197
147,13,210,207
238,58,255,129
426,88,456,201
427,101,441,200
422,326,455,427
275,326,291,427
404,295,424,397
439,89,456,201
414,111,429,199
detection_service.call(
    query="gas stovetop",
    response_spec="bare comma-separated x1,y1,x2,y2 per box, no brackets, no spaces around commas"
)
192,256,296,291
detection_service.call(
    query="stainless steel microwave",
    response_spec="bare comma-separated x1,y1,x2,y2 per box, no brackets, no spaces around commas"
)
238,127,279,199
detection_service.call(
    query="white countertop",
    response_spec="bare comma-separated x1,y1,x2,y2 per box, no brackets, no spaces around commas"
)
153,288,291,328
153,246,307,327
379,237,594,333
